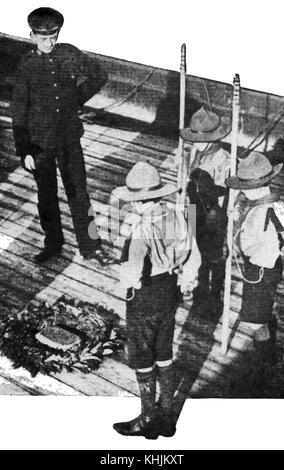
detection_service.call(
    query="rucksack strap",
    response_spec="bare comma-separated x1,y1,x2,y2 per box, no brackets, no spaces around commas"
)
264,207,284,247
264,207,284,232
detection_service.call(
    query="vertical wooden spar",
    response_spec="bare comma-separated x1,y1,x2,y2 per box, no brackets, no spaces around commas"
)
176,43,187,208
221,74,241,354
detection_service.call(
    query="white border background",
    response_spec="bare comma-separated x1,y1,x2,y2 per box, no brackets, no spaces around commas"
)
0,0,284,450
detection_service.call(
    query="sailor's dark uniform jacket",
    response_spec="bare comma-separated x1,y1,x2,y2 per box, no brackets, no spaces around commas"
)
11,43,107,160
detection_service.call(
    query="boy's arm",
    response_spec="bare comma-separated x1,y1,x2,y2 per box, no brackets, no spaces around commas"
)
120,225,148,290
178,235,201,293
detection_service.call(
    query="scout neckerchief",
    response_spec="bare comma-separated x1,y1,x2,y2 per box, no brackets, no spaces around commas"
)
192,143,222,169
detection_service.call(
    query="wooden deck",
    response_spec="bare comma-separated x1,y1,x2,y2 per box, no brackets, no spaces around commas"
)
1,95,284,410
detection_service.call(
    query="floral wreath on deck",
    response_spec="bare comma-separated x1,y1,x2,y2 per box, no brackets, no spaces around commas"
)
0,296,125,377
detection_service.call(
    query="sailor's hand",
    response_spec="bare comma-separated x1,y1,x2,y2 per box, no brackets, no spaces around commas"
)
24,155,35,171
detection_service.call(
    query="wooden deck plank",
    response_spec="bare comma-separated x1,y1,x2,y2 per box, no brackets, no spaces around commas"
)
0,223,120,290
0,375,31,395
0,181,127,251
0,356,83,396
92,357,138,396
51,368,135,397
83,124,177,156
0,214,120,282
0,248,126,318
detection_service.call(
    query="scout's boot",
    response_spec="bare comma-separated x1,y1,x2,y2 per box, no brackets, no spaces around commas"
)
253,323,277,396
113,369,158,439
254,323,276,365
156,364,176,437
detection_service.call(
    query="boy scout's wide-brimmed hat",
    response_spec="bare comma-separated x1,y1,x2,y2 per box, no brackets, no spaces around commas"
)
180,107,231,142
113,162,177,201
28,7,64,35
226,151,283,190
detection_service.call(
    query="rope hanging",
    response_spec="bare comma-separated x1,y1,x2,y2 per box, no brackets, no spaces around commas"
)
201,79,213,112
240,111,284,158
82,69,155,116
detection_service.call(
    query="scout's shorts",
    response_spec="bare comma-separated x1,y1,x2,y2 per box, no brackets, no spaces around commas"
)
240,256,282,324
126,272,179,370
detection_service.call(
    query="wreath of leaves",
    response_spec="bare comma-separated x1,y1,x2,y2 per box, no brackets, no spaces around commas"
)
0,296,125,377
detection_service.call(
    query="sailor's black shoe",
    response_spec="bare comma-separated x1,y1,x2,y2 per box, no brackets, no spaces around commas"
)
113,414,159,439
34,246,62,263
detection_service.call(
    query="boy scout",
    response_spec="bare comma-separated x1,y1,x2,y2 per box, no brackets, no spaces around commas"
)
112,162,201,439
181,107,231,313
11,7,108,263
226,152,283,360
187,168,227,314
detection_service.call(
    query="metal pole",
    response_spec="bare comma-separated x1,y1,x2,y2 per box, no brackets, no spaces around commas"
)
221,73,240,354
176,43,187,207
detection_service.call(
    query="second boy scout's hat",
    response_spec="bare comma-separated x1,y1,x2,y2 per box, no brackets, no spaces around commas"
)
226,151,283,189
180,107,231,142
113,162,177,201
28,7,64,35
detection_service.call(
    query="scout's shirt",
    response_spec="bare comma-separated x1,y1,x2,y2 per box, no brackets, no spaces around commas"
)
191,143,230,188
235,197,284,269
119,202,200,290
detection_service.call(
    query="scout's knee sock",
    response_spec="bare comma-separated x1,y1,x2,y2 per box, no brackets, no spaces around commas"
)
113,368,158,439
157,363,176,437
136,369,157,421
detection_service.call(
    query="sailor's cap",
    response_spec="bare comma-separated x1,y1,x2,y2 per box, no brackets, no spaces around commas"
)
28,7,64,35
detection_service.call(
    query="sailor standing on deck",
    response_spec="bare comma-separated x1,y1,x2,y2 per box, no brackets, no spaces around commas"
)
180,107,231,315
11,7,109,264
112,162,201,439
226,151,283,366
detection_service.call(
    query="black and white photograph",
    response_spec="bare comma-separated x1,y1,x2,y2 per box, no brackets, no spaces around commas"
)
0,0,284,451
